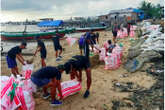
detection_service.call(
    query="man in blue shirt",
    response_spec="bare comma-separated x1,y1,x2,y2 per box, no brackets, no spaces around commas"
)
6,41,27,77
64,55,91,98
31,65,65,106
52,30,64,61
34,38,47,67
83,31,91,60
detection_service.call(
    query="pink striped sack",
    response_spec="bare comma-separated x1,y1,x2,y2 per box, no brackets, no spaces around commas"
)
66,37,78,46
58,80,81,99
99,48,106,61
0,76,9,89
123,28,128,37
130,30,135,37
132,25,137,30
103,42,109,50
22,64,33,79
1,77,21,110
16,87,35,110
117,30,121,38
93,45,100,54
104,53,118,70
19,79,37,95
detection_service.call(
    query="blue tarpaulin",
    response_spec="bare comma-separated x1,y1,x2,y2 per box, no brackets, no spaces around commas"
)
133,9,144,20
37,20,63,27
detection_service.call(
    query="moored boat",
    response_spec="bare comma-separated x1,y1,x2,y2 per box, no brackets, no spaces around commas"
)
1,29,75,41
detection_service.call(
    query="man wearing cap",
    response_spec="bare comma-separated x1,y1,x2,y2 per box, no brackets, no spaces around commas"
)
64,55,92,98
34,38,47,67
6,41,27,77
30,65,64,106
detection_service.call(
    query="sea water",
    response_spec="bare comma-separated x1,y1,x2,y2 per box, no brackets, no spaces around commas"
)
1,24,84,53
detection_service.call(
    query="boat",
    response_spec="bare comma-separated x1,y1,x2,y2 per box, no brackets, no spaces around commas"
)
1,28,75,41
75,26,107,32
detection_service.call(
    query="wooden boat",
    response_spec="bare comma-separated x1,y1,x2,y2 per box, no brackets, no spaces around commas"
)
75,26,106,32
1,28,75,41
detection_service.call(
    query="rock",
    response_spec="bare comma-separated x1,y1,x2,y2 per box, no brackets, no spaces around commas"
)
127,48,142,59
125,21,164,73
125,50,162,73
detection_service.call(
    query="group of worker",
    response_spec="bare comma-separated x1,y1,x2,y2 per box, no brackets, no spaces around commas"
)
6,30,100,106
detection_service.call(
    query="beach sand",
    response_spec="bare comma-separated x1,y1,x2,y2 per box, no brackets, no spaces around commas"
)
1,31,156,110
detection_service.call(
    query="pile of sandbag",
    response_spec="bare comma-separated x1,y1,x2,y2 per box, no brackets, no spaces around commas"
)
117,26,137,38
1,64,36,110
99,43,124,70
1,63,82,110
124,21,164,72
1,75,36,110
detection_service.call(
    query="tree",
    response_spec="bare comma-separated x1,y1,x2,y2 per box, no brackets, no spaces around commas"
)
138,1,163,19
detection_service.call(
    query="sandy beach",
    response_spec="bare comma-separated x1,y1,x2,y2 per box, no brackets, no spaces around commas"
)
1,30,157,110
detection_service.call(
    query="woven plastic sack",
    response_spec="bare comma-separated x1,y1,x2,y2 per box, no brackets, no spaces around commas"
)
130,30,135,37
1,77,21,110
66,37,78,46
58,80,81,99
104,53,119,70
0,76,9,89
17,87,35,110
19,79,37,95
22,64,33,79
99,48,106,61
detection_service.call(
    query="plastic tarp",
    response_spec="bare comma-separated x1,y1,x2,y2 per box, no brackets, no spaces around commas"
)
37,20,63,27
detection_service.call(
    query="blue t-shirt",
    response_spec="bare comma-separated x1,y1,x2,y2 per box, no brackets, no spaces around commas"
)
85,32,91,40
79,35,85,45
7,46,22,59
31,66,61,80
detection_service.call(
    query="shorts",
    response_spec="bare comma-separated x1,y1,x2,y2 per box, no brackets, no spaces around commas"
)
112,31,117,37
55,45,62,51
74,57,90,70
40,51,47,59
6,56,17,68
79,44,83,50
31,76,50,87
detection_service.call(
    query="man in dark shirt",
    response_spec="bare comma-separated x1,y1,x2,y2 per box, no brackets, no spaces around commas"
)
127,23,131,36
6,41,27,77
64,55,91,98
52,32,63,61
95,32,99,44
31,65,64,106
52,35,62,60
83,31,91,60
78,34,85,55
34,39,47,67
112,23,118,43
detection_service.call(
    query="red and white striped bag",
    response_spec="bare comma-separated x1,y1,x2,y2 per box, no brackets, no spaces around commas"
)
99,48,106,61
1,77,21,110
58,80,81,99
22,64,33,79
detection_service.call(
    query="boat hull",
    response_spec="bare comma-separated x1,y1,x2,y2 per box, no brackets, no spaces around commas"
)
1,33,65,41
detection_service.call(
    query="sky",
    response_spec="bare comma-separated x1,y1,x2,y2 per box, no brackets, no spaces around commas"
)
0,0,164,22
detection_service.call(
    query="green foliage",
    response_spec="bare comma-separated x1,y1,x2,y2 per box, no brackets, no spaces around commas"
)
138,1,163,19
